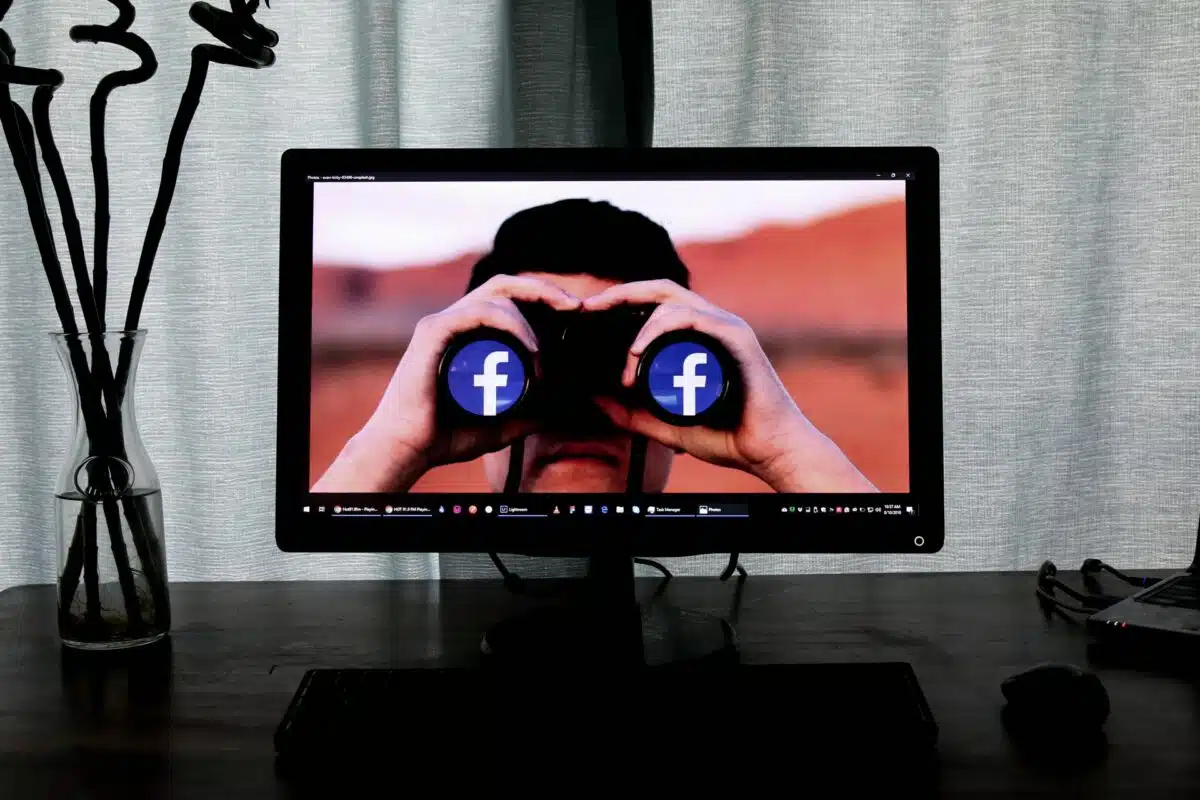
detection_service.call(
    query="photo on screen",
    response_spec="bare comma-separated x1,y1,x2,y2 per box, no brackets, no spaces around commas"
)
310,180,909,495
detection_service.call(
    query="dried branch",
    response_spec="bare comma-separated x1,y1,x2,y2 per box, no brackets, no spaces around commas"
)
69,0,158,328
123,0,278,336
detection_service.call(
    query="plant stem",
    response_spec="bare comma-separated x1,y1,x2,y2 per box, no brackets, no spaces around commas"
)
68,1,157,328
102,497,143,631
32,85,100,332
123,494,169,625
82,502,100,623
114,48,216,404
58,510,85,627
115,2,279,400
122,48,210,338
0,88,79,336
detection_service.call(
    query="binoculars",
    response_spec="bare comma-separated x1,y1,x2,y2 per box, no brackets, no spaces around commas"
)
437,303,741,431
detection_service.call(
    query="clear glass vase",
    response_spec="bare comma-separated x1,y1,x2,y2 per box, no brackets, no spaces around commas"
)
52,330,170,650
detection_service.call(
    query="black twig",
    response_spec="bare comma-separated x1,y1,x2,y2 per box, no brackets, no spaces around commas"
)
32,79,101,332
69,1,158,328
102,497,143,631
123,0,277,335
115,1,278,404
81,501,100,622
58,512,85,630
0,51,79,335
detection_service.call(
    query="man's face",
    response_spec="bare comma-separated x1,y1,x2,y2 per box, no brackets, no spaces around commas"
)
482,272,674,493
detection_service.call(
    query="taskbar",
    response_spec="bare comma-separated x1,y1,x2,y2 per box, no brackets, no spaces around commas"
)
300,499,920,520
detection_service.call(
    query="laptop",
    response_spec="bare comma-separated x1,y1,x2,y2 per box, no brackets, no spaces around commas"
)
1087,514,1200,639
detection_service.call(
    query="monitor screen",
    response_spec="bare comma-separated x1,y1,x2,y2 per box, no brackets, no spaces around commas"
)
276,149,942,555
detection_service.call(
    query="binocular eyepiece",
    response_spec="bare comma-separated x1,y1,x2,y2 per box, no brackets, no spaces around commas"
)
437,304,742,431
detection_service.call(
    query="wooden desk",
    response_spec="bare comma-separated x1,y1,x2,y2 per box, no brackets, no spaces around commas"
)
0,572,1197,797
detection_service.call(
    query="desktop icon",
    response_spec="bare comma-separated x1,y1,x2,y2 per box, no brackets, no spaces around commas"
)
699,506,709,515
553,506,560,514
485,505,493,514
790,506,796,513
648,506,656,514
836,507,842,513
632,506,640,514
782,507,788,513
453,505,462,514
616,506,624,514
302,506,310,513
438,506,445,513
569,505,576,514
584,505,593,514
499,505,509,514
601,506,608,514
385,505,393,514
821,507,827,513
317,506,325,512
334,505,341,514
468,505,478,515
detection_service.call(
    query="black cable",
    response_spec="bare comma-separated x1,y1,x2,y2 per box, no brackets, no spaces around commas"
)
719,553,747,581
649,572,671,601
503,438,524,493
488,551,525,594
626,435,647,493
729,567,747,624
492,437,533,595
634,557,672,579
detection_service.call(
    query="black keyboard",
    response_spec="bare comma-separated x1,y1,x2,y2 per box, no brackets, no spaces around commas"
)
1137,574,1200,609
274,663,937,778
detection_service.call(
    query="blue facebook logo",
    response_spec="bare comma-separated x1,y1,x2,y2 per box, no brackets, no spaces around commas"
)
646,341,724,418
446,340,526,417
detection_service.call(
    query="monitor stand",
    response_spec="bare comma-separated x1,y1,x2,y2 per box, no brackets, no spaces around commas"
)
480,554,738,667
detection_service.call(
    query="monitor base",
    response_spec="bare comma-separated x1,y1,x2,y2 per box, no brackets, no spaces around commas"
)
480,555,738,667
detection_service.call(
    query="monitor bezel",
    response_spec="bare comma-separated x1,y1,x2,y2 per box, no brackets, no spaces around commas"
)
276,147,942,556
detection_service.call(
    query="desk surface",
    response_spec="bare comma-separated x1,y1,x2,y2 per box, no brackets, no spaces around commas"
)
0,572,1197,797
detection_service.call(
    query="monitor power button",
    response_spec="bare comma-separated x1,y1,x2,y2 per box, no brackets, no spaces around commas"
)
913,536,925,547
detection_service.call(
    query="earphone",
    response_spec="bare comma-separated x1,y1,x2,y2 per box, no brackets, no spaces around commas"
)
1036,561,1122,617
1079,558,1160,593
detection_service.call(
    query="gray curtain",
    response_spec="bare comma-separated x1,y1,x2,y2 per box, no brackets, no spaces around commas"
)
1,0,1197,593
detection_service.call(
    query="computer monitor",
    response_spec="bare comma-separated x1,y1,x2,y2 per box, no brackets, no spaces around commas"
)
276,148,942,662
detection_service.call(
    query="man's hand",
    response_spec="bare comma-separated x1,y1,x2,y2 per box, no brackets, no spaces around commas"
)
584,280,878,493
312,275,580,492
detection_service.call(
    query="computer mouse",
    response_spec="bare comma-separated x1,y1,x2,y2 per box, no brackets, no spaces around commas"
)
1001,663,1110,732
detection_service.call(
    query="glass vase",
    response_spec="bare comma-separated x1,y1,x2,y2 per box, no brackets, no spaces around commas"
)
52,330,170,650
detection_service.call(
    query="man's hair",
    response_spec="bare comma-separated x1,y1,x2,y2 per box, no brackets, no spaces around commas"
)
467,199,691,291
